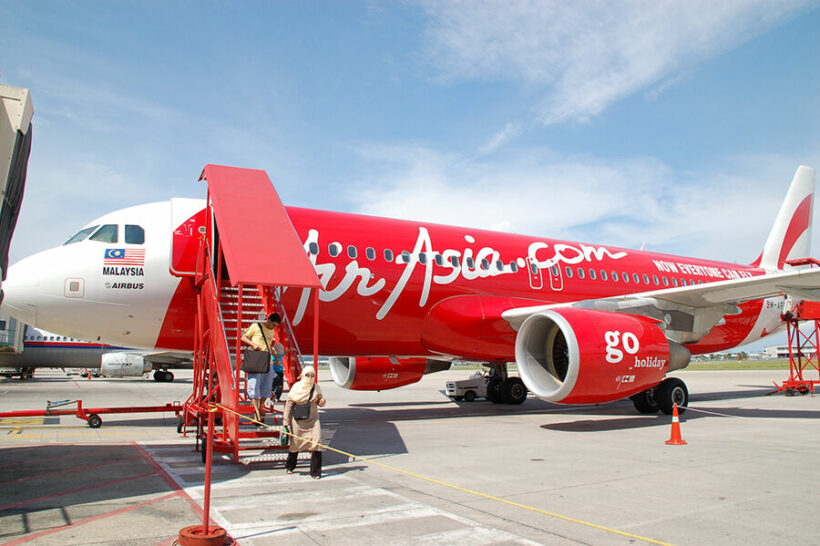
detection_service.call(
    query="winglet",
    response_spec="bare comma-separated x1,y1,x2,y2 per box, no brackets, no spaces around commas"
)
753,166,815,270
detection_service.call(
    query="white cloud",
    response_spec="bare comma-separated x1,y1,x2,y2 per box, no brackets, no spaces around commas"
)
478,122,521,155
349,145,820,263
419,0,812,124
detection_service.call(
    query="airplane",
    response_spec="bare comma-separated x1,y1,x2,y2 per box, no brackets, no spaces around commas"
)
0,325,191,381
1,165,818,414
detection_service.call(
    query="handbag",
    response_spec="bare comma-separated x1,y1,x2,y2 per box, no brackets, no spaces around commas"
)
292,385,315,420
240,323,272,373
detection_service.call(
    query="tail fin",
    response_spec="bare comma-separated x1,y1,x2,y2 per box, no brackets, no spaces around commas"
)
753,165,815,270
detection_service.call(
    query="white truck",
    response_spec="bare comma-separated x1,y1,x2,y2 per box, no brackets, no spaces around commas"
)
445,370,489,402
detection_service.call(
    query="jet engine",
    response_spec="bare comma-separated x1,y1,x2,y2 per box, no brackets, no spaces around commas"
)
100,353,152,377
329,356,450,391
515,308,690,404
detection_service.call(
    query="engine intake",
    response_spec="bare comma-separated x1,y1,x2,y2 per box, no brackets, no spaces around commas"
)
515,308,690,404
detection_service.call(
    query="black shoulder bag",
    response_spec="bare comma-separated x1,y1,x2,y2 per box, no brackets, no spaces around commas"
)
292,385,315,421
241,323,272,373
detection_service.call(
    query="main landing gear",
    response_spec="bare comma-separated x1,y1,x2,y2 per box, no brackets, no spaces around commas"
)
153,370,175,382
630,377,688,415
486,363,528,405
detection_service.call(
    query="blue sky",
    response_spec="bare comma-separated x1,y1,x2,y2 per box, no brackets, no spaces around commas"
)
1,1,819,349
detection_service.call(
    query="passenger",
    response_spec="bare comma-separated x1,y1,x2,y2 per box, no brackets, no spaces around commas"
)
283,365,326,478
240,313,281,423
271,342,285,403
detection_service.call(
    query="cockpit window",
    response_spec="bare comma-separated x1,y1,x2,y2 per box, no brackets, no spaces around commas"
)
125,225,145,244
63,225,99,245
89,224,118,243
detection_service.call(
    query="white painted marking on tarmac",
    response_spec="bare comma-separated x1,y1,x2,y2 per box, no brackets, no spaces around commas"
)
141,440,541,545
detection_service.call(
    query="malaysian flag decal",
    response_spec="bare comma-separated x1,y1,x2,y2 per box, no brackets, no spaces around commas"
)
104,248,145,266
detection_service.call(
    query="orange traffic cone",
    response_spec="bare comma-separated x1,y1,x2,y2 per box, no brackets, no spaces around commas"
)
665,403,687,445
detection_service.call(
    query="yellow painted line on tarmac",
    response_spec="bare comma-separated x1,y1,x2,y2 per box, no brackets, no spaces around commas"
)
1,417,44,435
216,403,672,546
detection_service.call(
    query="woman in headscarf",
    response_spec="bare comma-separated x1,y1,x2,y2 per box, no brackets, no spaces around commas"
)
283,365,326,478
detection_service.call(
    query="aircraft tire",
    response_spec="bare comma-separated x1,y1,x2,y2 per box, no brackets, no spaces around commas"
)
200,436,207,464
176,415,183,433
630,389,660,414
657,377,688,415
88,414,102,428
502,377,527,405
153,371,163,382
464,391,476,402
486,377,504,404
165,371,175,382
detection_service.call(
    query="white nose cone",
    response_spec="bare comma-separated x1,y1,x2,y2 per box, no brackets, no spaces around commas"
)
1,255,41,326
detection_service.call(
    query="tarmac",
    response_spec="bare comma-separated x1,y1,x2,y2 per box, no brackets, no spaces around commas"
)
0,367,818,545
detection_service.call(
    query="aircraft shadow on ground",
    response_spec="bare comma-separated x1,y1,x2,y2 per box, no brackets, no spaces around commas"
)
541,389,820,433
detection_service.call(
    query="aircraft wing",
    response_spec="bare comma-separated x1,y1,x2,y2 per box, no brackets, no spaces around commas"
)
502,266,820,343
140,351,193,369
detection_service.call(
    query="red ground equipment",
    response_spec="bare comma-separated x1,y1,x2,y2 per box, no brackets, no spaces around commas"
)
773,258,820,395
179,165,322,463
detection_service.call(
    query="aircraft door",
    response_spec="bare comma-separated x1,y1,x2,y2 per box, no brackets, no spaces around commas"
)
170,199,207,277
526,258,543,290
548,264,563,291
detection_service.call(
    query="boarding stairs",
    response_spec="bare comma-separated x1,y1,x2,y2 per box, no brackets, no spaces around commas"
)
180,165,322,463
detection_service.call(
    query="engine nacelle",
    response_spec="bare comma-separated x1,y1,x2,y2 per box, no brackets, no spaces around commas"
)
329,356,449,391
100,352,152,377
515,308,690,404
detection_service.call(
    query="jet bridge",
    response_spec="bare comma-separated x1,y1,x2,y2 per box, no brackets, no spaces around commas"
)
181,164,323,463
0,84,34,356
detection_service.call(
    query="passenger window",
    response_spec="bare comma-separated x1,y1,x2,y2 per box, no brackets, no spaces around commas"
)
565,266,573,278
497,260,505,271
435,254,444,267
663,277,669,286
466,257,475,268
611,271,619,282
347,245,357,259
309,242,319,255
89,224,118,243
652,275,659,286
623,273,629,283
530,262,539,275
643,274,649,284
577,267,585,279
384,249,394,262
450,256,460,267
63,225,99,245
589,269,596,280
633,273,640,284
125,225,145,244
510,261,518,273
551,266,559,276
401,250,411,263
419,253,428,265
328,243,340,257
481,258,490,270
366,247,376,260
600,270,608,281
672,278,679,287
